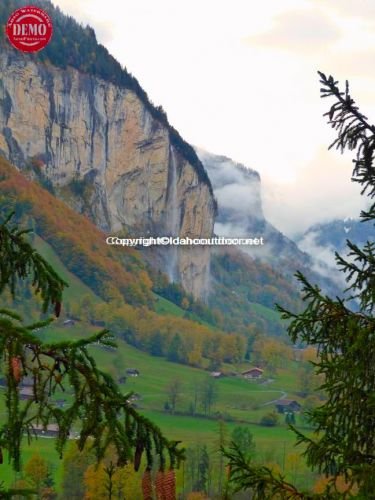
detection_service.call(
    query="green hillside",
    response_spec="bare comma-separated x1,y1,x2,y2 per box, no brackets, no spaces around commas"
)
0,154,302,383
210,249,302,336
33,235,101,305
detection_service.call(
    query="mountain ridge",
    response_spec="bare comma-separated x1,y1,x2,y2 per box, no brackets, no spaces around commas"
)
197,148,343,301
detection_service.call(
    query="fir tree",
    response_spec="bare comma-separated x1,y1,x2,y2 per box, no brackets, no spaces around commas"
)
167,334,183,363
230,427,256,460
0,212,183,496
223,73,375,498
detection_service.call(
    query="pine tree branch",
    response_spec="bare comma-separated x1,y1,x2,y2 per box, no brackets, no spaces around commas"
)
0,212,67,313
0,311,185,472
222,443,318,499
0,212,184,490
318,72,375,200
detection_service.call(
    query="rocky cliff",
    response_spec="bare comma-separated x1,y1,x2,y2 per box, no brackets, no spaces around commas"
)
0,49,215,298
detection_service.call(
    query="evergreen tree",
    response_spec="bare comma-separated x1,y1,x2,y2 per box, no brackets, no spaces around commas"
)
0,212,183,496
284,412,296,426
230,427,256,459
166,378,183,414
196,445,210,494
149,331,164,356
223,73,375,498
199,376,218,416
167,334,183,363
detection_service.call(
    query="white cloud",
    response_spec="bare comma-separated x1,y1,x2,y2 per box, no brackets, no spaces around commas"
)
262,148,365,237
313,0,375,20
244,9,341,53
297,230,347,288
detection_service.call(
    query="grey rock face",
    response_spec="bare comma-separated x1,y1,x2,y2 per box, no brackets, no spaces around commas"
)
0,50,215,298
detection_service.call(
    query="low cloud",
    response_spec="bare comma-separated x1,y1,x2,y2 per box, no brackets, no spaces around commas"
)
197,149,264,230
215,183,262,217
262,148,365,237
326,50,375,78
313,0,375,20
299,230,337,268
244,9,341,53
298,231,347,289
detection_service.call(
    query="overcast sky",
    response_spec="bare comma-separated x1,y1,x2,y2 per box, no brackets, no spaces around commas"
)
53,0,375,236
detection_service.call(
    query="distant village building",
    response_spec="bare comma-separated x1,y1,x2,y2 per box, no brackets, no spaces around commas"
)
21,376,34,387
20,387,34,400
31,423,69,438
63,319,76,327
126,368,140,377
293,347,306,362
274,399,301,413
126,393,142,407
0,379,37,400
0,378,67,409
0,377,34,387
242,367,263,380
210,371,223,378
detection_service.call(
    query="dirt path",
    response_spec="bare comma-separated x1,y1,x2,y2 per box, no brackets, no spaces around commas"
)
262,390,287,406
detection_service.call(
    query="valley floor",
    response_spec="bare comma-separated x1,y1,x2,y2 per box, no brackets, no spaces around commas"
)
0,323,319,495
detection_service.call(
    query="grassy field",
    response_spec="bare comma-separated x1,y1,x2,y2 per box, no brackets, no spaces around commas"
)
1,439,63,489
30,320,316,485
154,294,186,317
33,235,101,304
40,323,301,418
248,301,283,324
0,326,316,491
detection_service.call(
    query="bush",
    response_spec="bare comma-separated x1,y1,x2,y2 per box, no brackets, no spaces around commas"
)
260,411,279,427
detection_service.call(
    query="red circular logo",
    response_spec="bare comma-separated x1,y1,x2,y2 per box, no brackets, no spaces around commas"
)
6,5,53,53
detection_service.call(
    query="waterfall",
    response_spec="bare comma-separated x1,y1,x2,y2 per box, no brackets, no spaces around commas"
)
166,147,180,282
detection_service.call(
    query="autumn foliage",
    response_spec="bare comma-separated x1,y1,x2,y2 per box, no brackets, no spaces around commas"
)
85,300,247,368
0,157,153,306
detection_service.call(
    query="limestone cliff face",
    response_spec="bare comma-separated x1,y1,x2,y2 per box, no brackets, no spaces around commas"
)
0,50,215,298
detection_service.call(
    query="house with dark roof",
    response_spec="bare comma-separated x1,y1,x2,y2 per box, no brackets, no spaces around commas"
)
31,423,61,438
242,367,263,380
274,399,301,413
63,319,76,327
